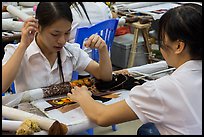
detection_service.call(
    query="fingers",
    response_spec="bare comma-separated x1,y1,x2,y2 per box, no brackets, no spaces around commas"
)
114,69,130,75
68,86,87,95
22,17,38,35
23,17,38,27
67,86,90,102
84,34,106,50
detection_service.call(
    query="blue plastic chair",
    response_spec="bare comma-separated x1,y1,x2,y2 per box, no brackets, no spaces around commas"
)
72,18,119,81
75,18,119,62
2,82,16,96
73,19,119,135
11,82,16,94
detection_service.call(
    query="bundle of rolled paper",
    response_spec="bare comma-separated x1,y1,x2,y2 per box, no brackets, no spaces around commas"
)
2,105,68,135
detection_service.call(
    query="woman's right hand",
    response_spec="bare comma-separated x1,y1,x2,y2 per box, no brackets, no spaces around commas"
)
20,17,38,49
113,69,130,75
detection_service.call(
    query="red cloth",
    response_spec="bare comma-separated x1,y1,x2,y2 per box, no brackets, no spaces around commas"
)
115,26,131,36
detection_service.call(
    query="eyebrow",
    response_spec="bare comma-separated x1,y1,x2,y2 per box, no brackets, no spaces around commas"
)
53,28,71,33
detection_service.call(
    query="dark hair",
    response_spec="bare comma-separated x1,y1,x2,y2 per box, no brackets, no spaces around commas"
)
158,3,202,59
36,2,73,30
71,2,92,24
36,2,74,83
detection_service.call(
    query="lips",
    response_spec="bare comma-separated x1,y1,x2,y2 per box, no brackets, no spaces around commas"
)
54,46,63,50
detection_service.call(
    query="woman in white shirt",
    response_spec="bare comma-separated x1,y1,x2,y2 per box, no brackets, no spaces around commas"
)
67,3,202,135
68,2,114,78
2,2,112,93
69,2,113,43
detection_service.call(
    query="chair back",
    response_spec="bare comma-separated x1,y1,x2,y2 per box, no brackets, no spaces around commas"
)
2,82,16,96
74,18,119,62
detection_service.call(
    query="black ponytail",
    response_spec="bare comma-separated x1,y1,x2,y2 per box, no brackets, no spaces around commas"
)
57,52,65,83
72,2,92,24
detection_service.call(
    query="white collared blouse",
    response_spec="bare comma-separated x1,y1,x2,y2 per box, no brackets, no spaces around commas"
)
125,60,202,135
2,38,92,92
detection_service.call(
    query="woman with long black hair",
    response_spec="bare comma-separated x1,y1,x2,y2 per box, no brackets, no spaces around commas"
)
68,3,202,135
2,2,112,93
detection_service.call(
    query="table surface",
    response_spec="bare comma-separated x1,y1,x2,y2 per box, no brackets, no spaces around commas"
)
2,61,171,135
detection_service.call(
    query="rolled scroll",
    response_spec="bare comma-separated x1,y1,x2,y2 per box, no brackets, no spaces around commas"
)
2,19,24,31
18,2,39,7
7,5,31,21
2,8,34,19
2,105,68,135
111,2,166,13
123,2,166,9
2,12,15,19
2,119,22,131
2,82,71,107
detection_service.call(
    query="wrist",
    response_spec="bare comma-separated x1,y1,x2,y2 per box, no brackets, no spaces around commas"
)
18,43,28,51
99,46,108,53
78,95,93,106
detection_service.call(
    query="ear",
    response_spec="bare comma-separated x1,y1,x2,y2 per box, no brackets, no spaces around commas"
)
37,24,41,33
175,41,185,54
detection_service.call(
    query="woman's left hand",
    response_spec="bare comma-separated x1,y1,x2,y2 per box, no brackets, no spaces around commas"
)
67,86,92,103
84,34,107,50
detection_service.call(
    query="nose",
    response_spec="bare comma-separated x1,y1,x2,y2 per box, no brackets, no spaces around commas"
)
57,35,66,45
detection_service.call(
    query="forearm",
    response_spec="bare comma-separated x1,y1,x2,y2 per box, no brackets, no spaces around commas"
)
77,95,107,126
2,44,27,92
78,98,137,127
98,48,112,81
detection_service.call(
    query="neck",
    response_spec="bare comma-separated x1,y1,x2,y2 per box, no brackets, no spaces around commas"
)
174,54,192,68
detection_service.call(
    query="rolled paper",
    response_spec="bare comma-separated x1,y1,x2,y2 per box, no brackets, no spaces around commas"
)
2,8,34,19
2,19,24,31
21,88,44,102
123,2,166,9
2,105,56,131
19,7,35,15
2,88,44,107
2,12,15,19
2,82,71,107
2,92,25,107
2,119,22,131
7,5,32,21
2,119,49,134
18,2,39,7
127,61,169,74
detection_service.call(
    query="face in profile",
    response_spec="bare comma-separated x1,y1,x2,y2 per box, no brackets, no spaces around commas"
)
160,34,178,67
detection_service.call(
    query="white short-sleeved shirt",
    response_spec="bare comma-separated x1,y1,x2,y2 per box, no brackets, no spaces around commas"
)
69,2,112,76
125,60,202,135
2,38,92,93
69,2,112,43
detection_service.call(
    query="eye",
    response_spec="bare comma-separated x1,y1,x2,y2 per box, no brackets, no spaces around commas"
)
51,34,58,37
65,32,70,35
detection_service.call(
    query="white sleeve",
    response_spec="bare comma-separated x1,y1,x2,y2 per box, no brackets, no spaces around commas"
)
125,81,164,123
64,43,92,72
74,48,92,72
96,2,113,19
69,7,81,43
2,43,19,66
